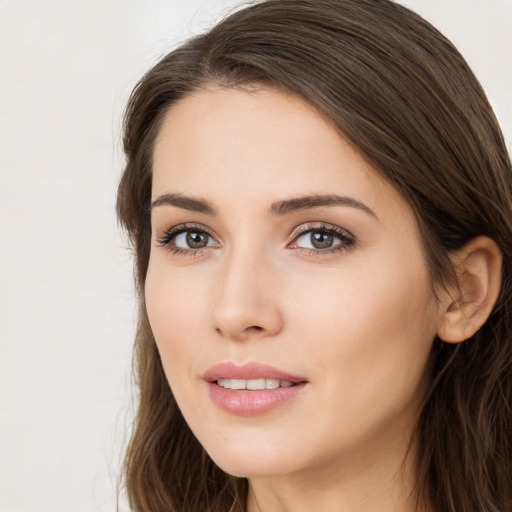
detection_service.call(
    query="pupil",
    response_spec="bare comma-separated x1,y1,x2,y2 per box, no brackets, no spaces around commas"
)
186,231,208,248
311,232,333,249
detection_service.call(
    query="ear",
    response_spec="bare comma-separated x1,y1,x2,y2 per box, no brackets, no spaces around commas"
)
437,236,502,343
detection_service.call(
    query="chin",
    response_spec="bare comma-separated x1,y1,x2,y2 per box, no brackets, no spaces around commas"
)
212,457,295,479
204,439,304,479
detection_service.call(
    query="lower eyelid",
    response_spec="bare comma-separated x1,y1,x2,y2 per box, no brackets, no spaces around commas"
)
292,240,354,253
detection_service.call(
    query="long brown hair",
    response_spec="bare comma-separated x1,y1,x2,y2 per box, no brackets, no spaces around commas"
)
117,1,512,510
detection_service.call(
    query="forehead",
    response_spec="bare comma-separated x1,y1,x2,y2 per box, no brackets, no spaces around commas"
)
151,86,413,227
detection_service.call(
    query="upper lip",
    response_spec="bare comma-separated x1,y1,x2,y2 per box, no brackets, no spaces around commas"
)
202,362,307,383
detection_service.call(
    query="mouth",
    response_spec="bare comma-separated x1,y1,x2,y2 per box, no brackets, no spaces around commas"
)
203,361,307,386
203,362,308,416
216,378,296,390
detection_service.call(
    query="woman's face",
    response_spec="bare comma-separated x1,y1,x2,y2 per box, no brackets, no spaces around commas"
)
147,87,442,480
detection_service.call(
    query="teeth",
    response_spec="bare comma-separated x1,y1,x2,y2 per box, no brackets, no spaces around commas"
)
217,378,295,390
247,378,265,390
230,379,246,390
265,378,280,389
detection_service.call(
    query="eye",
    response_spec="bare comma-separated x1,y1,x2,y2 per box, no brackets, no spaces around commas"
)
298,231,336,250
174,230,213,249
157,223,219,253
290,224,354,252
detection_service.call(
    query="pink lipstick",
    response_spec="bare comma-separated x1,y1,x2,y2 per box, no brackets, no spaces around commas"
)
203,362,308,416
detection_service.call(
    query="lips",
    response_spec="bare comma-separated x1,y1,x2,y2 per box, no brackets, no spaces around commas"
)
203,362,308,416
203,362,307,383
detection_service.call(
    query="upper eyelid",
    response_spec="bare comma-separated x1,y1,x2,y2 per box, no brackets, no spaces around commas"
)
156,223,218,246
158,222,215,236
290,222,354,239
156,221,354,246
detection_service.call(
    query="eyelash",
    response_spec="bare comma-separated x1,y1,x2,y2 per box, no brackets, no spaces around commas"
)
156,222,355,257
291,223,355,256
156,223,215,256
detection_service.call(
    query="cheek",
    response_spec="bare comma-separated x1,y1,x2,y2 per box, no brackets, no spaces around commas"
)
145,267,217,430
145,268,208,376
285,256,438,425
287,256,436,344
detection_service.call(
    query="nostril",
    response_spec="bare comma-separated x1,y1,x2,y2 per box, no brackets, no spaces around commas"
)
215,324,264,339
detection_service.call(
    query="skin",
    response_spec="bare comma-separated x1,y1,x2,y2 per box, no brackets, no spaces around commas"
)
146,87,446,512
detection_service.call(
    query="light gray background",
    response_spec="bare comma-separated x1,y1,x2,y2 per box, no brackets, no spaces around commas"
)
0,1,510,511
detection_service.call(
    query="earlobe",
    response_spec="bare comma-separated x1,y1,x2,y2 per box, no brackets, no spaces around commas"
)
437,237,502,343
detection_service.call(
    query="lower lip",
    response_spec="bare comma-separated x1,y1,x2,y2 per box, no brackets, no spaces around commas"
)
206,382,306,416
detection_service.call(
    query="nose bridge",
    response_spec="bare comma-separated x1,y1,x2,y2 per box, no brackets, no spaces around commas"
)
212,242,282,340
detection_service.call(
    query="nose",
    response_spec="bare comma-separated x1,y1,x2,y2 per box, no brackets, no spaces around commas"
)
212,249,284,342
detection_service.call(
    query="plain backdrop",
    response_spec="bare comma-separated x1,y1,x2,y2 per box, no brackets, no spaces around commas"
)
0,1,510,511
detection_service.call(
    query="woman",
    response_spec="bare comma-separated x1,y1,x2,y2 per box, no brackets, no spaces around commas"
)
117,0,512,510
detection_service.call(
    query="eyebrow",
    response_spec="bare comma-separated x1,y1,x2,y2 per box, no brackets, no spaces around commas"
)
269,194,377,218
150,193,217,215
150,192,376,218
